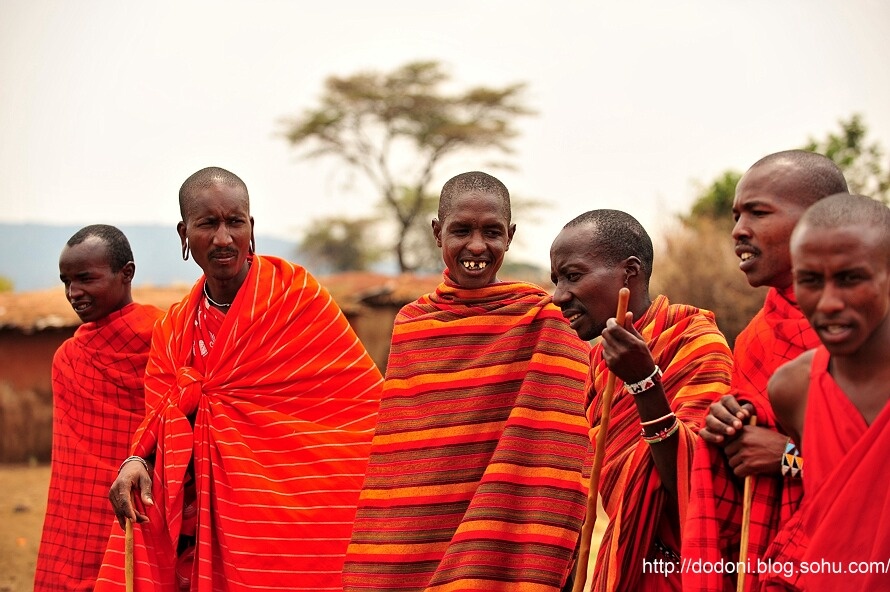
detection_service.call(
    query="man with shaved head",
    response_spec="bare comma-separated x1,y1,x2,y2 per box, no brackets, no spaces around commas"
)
684,151,848,591
761,193,890,591
97,167,383,591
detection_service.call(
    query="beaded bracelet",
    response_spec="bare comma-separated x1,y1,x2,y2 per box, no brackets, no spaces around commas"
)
781,440,803,478
626,365,663,395
119,455,149,473
640,411,676,427
641,418,680,444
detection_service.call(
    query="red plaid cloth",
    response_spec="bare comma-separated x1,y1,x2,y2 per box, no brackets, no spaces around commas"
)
762,346,890,591
35,302,162,591
682,288,820,592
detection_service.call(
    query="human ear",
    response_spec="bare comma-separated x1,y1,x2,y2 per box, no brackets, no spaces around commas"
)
431,219,442,247
121,261,136,284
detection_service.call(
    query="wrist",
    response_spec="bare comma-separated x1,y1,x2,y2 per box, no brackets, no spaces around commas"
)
781,440,803,478
626,365,662,395
119,455,149,473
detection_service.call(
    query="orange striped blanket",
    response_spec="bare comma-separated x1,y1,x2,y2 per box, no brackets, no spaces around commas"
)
95,255,383,591
35,303,162,591
343,276,591,592
588,295,732,592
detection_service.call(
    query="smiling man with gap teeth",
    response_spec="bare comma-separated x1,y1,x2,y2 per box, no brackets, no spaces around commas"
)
345,171,592,592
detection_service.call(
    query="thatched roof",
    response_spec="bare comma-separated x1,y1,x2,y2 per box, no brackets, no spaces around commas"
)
0,272,443,333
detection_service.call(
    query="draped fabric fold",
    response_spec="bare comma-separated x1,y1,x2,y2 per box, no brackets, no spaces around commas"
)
95,255,383,591
760,346,890,591
683,288,820,592
35,303,162,591
588,295,732,592
343,274,592,592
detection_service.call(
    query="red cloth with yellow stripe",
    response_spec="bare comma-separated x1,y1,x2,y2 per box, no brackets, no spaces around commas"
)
343,274,592,591
95,255,383,591
588,295,732,592
35,303,162,591
761,346,890,591
683,288,819,592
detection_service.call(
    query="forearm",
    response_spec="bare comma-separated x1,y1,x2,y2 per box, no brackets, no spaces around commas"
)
632,378,680,500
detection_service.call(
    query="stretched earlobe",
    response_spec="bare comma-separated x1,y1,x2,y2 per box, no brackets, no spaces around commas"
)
182,239,190,261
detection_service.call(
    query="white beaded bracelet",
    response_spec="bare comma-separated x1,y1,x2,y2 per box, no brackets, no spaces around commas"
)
119,455,149,473
626,365,663,395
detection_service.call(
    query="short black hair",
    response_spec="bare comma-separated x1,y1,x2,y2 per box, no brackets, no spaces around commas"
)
438,171,511,221
748,150,848,205
795,193,890,256
179,167,249,219
66,224,133,272
564,209,654,283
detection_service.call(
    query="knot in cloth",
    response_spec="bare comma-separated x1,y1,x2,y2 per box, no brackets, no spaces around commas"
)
175,367,205,416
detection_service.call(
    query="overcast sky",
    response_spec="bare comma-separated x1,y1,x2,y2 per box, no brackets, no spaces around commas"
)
2,0,889,272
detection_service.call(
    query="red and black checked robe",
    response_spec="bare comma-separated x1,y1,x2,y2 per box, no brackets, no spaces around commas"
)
683,287,820,592
35,302,162,591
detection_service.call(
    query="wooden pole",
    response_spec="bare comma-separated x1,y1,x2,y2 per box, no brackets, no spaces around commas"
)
125,496,135,592
736,415,758,592
572,287,630,592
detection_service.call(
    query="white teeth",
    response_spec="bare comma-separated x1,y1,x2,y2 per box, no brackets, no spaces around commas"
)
462,261,487,270
740,253,754,262
824,325,847,335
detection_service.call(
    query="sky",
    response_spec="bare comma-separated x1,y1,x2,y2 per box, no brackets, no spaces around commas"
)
3,0,890,274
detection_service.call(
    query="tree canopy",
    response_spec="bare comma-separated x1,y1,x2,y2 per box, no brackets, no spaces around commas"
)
686,114,890,225
281,60,533,272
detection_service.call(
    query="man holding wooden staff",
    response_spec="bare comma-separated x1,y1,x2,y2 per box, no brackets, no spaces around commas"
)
550,209,732,591
683,150,848,592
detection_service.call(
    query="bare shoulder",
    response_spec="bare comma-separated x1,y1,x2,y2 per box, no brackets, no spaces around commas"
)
768,349,816,444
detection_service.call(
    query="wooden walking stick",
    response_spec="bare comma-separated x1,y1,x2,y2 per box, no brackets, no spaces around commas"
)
572,287,630,592
736,415,757,592
125,493,135,592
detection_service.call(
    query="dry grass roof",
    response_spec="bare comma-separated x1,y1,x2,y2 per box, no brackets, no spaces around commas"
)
0,272,443,333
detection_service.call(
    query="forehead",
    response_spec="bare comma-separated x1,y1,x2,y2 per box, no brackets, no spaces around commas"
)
734,162,808,211
59,236,112,269
183,181,249,218
792,224,885,267
550,225,599,267
442,190,509,224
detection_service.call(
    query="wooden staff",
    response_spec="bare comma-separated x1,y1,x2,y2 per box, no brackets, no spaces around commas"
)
125,494,135,592
737,415,758,592
572,287,630,592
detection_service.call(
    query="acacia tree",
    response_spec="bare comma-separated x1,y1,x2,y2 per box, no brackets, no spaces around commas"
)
299,216,384,274
281,60,533,272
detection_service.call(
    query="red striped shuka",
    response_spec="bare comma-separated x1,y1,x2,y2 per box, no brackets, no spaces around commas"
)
587,295,732,592
343,274,592,592
35,302,163,591
682,287,819,592
94,255,384,592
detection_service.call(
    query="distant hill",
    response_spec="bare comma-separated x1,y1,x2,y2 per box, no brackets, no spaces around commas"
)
0,223,301,292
